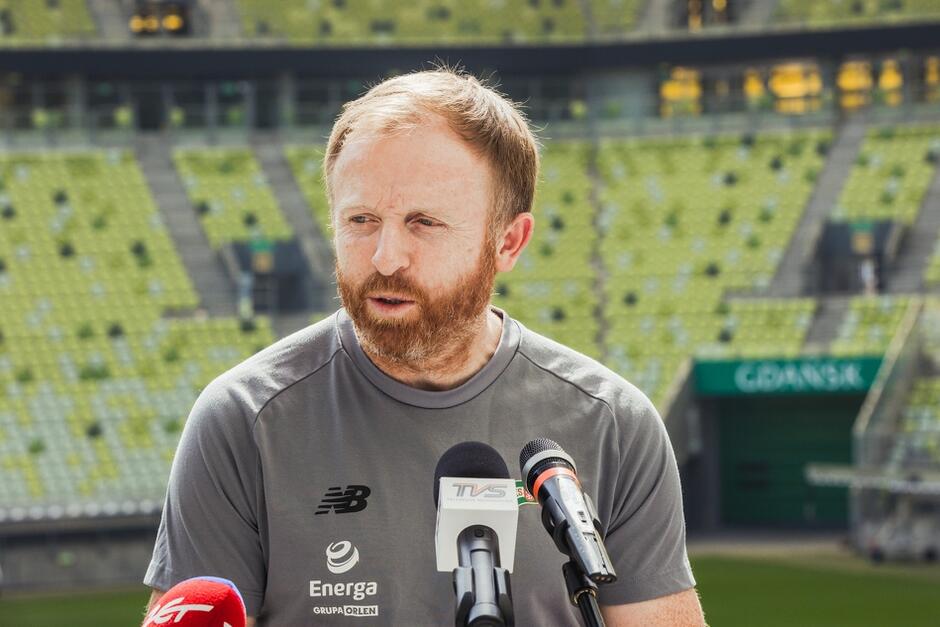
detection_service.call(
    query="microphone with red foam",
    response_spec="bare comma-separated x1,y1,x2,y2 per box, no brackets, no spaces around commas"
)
143,576,247,627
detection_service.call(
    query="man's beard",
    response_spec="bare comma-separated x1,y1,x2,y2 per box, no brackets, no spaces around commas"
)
335,241,498,371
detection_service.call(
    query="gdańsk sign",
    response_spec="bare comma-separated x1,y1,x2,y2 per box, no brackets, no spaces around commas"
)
693,357,882,396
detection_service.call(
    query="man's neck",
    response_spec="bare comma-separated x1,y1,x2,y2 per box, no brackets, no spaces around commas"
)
363,308,504,391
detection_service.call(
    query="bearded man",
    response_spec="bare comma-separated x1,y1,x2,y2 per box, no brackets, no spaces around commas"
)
143,68,706,626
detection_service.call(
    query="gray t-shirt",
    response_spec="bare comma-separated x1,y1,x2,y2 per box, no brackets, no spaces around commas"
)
144,308,695,625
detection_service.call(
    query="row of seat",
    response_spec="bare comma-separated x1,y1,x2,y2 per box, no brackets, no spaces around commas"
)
173,147,294,249
3,123,936,514
234,0,640,44
831,125,940,224
775,0,940,28
0,148,275,514
0,0,95,44
829,296,911,356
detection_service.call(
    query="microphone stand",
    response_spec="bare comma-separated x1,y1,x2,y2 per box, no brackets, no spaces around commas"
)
563,562,606,627
453,527,514,626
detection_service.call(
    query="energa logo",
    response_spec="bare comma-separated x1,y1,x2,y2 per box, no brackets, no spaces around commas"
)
325,540,360,574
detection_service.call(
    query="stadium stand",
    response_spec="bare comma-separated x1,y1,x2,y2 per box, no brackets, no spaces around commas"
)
492,140,600,359
0,0,96,44
775,0,940,27
234,0,589,44
0,129,924,516
589,0,644,37
829,295,911,356
831,124,940,224
0,149,273,520
173,146,294,249
597,130,829,403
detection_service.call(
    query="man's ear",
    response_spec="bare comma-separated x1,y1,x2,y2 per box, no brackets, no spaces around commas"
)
494,212,535,273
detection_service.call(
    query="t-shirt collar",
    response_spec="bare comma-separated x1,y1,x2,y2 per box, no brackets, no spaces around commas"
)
336,306,520,409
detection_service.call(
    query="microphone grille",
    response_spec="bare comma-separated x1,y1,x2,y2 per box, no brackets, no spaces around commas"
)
519,437,564,470
434,441,510,506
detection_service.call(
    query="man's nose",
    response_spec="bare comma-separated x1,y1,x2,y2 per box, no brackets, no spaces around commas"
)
371,224,410,276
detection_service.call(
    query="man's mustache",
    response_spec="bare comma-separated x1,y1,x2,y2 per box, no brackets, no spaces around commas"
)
357,273,425,303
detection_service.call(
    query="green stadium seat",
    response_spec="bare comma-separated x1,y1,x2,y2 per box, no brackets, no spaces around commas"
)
597,130,828,403
0,0,96,45
0,149,275,519
173,147,294,249
775,0,940,28
831,125,940,224
235,0,589,45
829,295,910,356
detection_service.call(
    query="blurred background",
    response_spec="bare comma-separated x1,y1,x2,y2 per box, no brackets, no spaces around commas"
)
0,0,939,625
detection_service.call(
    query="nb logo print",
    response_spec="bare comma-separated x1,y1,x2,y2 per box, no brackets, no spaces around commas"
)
316,485,371,515
325,540,360,574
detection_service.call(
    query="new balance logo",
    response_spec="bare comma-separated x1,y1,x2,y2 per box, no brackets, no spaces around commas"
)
316,485,371,515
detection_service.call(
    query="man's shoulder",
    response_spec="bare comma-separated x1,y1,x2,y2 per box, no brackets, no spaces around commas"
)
197,312,342,420
513,322,659,421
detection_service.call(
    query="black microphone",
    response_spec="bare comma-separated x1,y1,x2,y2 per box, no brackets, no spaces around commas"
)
519,438,616,585
434,442,516,627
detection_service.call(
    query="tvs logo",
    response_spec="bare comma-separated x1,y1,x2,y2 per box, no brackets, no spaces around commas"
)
325,540,360,574
316,485,371,515
453,482,508,498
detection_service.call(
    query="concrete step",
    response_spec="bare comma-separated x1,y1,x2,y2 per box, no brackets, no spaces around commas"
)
886,161,940,293
251,134,335,312
87,0,130,41
769,116,869,297
802,296,852,351
636,0,670,35
738,0,780,27
202,0,244,39
135,134,237,316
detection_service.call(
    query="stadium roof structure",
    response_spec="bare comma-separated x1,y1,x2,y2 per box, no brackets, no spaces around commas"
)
0,20,939,79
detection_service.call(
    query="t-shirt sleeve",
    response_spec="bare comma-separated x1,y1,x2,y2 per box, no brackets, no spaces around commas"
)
143,380,266,616
595,389,696,606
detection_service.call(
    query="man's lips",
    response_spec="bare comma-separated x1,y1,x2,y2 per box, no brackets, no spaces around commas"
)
368,294,415,305
367,295,417,312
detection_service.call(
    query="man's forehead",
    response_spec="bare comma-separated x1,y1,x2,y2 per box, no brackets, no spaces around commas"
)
336,120,478,170
331,120,493,214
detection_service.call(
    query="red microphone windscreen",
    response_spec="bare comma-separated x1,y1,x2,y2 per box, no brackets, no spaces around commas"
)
144,576,247,627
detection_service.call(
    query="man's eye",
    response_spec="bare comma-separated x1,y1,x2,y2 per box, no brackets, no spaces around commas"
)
350,216,369,224
415,218,437,227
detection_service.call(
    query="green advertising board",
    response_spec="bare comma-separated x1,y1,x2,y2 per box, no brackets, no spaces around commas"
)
694,356,883,396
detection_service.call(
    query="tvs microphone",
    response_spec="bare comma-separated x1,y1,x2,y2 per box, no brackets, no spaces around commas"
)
434,441,518,627
520,438,616,585
143,576,247,627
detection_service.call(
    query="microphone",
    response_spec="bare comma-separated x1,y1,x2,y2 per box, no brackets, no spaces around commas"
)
434,442,517,627
143,576,247,627
519,438,616,585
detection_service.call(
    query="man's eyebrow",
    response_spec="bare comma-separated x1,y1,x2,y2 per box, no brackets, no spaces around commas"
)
337,204,369,215
337,204,452,217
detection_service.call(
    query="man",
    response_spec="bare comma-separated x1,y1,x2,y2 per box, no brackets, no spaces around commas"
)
143,67,706,626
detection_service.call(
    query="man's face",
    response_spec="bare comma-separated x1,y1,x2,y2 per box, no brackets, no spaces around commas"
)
330,116,499,367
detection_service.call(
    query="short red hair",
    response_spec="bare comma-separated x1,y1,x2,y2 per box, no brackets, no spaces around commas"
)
324,66,541,229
